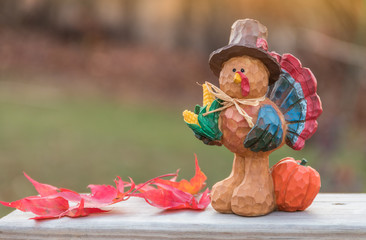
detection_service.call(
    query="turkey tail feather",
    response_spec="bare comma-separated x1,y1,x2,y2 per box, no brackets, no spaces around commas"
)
267,53,323,150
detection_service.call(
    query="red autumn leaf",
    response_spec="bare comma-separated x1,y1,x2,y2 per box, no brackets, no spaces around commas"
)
138,188,189,209
134,183,156,193
0,156,210,219
63,199,107,218
27,188,110,219
153,154,207,194
137,183,210,210
23,172,59,197
55,177,136,210
31,199,108,220
83,177,135,207
134,156,210,210
0,173,133,219
57,188,82,202
193,188,211,209
0,196,69,217
134,173,177,193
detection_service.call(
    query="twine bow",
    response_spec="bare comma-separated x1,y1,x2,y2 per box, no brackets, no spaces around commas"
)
202,81,266,128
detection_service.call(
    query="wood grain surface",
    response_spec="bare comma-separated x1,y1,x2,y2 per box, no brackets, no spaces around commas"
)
0,194,365,239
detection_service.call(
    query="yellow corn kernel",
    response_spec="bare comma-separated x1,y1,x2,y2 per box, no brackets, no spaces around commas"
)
202,83,215,110
183,110,199,126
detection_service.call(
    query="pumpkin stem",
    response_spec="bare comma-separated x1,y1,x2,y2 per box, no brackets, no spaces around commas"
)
300,159,308,166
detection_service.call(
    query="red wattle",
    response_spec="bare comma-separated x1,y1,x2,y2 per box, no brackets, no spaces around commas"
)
237,72,250,97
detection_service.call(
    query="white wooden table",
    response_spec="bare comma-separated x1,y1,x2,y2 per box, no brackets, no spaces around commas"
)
0,194,365,239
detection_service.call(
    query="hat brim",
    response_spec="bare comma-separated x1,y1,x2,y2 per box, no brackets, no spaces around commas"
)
209,45,281,85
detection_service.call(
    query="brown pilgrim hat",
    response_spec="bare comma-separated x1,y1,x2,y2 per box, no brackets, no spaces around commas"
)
209,19,280,85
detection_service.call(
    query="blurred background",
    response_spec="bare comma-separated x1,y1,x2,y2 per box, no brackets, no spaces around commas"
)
0,0,365,217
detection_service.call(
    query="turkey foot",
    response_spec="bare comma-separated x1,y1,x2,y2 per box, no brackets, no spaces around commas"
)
211,154,245,213
231,153,275,216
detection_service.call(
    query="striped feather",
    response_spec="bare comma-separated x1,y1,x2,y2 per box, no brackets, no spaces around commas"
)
268,52,322,150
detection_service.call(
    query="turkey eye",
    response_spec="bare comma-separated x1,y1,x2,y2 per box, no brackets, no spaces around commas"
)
232,68,236,72
241,68,245,73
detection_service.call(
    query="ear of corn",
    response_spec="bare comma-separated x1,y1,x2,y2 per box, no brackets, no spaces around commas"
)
202,84,215,110
183,110,199,126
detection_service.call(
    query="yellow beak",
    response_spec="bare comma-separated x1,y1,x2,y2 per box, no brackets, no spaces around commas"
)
234,72,242,84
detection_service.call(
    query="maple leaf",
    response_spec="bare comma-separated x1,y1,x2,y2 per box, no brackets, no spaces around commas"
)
0,196,69,217
31,199,108,220
23,172,59,197
0,174,70,217
134,155,211,210
153,154,207,194
134,173,177,193
0,155,211,218
83,176,135,207
137,184,210,210
62,199,107,218
0,173,135,219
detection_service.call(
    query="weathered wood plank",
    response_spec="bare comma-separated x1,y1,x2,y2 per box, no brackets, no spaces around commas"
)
0,194,365,239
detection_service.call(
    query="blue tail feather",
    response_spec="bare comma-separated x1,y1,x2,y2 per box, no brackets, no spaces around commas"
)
287,122,305,136
268,53,322,150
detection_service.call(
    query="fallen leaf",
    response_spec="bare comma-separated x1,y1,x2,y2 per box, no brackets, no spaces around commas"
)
135,155,210,210
154,154,207,194
137,184,210,210
83,176,135,207
24,172,60,197
134,173,177,193
31,199,108,220
0,173,135,219
0,155,211,219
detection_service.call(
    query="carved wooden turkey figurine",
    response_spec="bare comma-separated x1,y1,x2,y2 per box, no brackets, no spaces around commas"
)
183,19,322,216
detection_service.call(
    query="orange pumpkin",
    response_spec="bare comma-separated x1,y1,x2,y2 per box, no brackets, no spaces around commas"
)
271,157,321,212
